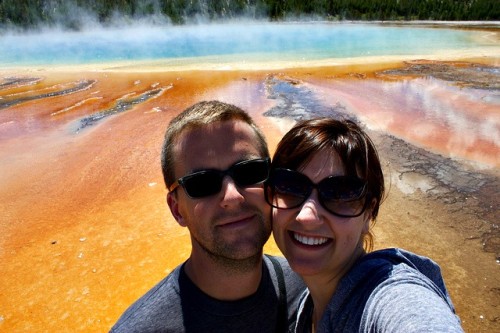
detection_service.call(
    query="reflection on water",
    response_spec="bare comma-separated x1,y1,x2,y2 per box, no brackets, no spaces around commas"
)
0,79,96,109
0,77,42,88
0,59,499,332
1,62,498,257
74,86,170,132
260,66,499,259
263,74,350,120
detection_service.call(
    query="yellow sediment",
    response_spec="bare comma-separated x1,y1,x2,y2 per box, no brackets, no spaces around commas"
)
0,47,499,333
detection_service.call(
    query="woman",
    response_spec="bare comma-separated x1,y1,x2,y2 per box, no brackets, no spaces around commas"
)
266,118,463,332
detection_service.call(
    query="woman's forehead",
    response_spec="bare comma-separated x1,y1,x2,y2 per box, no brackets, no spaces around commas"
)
298,150,345,178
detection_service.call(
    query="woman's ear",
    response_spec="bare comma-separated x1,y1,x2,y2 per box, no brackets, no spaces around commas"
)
362,198,377,234
167,192,187,227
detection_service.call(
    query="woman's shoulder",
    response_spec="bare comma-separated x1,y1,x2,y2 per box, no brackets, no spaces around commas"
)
359,250,463,332
359,248,447,291
321,249,462,332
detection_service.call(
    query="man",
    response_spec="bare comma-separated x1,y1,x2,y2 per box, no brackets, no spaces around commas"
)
110,100,305,332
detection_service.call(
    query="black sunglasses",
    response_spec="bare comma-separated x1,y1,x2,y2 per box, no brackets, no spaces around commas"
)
265,168,370,218
169,158,270,198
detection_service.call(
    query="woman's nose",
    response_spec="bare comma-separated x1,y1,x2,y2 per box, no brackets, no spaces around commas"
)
296,191,323,226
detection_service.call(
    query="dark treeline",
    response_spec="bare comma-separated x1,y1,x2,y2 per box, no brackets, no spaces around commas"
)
1,0,498,30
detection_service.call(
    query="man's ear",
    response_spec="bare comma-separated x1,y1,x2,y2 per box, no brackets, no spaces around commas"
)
167,192,187,227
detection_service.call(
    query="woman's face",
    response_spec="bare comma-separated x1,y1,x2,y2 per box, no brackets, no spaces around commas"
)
272,149,371,279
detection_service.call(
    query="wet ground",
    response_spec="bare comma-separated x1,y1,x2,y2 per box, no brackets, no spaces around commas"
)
262,61,500,260
260,62,500,331
0,60,499,332
380,60,500,90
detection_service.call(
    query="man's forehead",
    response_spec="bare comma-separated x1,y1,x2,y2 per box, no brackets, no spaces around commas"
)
177,120,256,143
173,120,261,172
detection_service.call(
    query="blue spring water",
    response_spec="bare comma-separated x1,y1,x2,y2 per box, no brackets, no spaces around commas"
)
0,22,488,66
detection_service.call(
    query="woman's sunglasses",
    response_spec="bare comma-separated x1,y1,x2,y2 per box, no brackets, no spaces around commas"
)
265,168,370,218
169,158,270,198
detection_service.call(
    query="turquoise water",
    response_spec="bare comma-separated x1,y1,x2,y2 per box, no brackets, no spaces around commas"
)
0,22,488,66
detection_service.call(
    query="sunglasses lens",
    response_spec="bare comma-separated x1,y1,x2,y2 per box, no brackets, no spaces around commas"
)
320,177,366,200
180,159,269,198
267,169,368,217
267,169,310,209
319,177,367,217
182,171,222,198
232,159,270,187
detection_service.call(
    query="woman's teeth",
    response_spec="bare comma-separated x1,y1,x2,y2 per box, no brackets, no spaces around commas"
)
293,232,329,245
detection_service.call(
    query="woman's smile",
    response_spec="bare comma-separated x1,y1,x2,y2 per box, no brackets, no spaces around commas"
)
291,231,331,246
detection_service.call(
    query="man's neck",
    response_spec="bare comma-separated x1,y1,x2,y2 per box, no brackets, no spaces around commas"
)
184,252,264,300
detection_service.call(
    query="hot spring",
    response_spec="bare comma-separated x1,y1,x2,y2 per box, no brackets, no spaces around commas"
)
0,21,499,333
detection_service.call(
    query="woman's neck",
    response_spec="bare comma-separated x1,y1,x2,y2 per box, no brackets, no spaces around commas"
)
305,276,337,328
306,247,367,327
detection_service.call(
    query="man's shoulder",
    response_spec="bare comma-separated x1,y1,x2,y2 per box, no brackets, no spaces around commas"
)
264,254,300,277
264,254,306,332
264,254,306,297
128,265,183,308
263,254,290,269
110,264,184,332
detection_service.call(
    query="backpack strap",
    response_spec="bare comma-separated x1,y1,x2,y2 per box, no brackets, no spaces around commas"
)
266,254,288,332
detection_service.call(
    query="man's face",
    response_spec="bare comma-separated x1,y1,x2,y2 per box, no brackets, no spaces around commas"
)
167,120,271,262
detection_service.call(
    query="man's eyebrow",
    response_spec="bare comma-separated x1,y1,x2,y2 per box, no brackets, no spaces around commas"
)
189,156,265,173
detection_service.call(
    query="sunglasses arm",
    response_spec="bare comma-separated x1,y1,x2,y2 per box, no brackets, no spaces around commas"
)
168,180,180,192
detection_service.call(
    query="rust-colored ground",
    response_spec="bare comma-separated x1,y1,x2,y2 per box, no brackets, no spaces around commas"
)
0,61,498,332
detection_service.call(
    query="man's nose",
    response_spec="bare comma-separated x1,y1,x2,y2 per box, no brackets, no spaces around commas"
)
219,176,245,207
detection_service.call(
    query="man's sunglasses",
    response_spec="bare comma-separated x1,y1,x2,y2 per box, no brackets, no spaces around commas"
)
265,168,370,218
169,158,270,198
